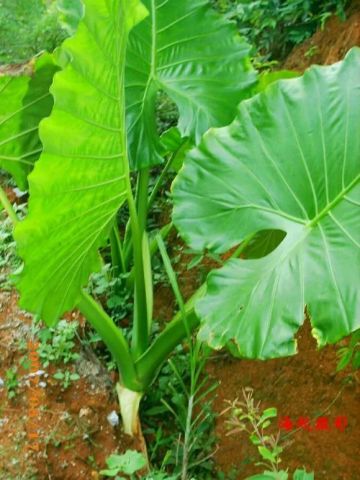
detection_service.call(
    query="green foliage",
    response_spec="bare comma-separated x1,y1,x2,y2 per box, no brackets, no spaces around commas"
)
53,368,80,389
15,0,148,325
4,367,19,399
100,450,177,479
336,329,360,372
89,265,133,322
226,388,314,480
125,0,256,169
173,48,360,359
5,0,358,447
37,319,80,367
56,0,84,35
0,53,58,189
212,0,349,62
225,388,282,472
292,470,314,480
142,346,217,479
0,206,17,277
100,450,147,478
13,0,256,400
245,470,314,480
0,0,67,65
0,199,25,287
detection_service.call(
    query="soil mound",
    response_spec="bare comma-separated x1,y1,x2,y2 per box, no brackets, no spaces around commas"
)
283,1,360,71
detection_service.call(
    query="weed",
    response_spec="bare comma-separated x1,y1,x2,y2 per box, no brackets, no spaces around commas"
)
53,369,80,389
0,201,25,288
4,367,19,399
212,0,349,63
37,319,80,367
100,450,177,479
224,388,314,479
89,264,133,322
336,329,360,372
0,0,67,64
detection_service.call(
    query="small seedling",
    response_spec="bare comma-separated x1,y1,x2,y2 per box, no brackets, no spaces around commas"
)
53,369,80,390
37,319,80,367
100,450,147,478
100,450,176,479
336,329,360,372
5,367,19,399
224,388,314,480
225,387,283,472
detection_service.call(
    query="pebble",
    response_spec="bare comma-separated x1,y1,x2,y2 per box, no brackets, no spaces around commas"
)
79,407,92,418
107,410,119,427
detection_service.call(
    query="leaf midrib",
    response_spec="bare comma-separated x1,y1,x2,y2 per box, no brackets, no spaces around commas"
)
307,174,360,228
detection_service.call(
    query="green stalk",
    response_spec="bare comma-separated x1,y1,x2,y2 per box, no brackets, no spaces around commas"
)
148,152,175,210
109,224,126,274
136,167,150,233
126,221,173,289
135,286,205,387
0,185,18,225
127,172,149,358
135,231,258,387
123,145,181,267
77,290,142,391
156,234,189,338
123,167,149,268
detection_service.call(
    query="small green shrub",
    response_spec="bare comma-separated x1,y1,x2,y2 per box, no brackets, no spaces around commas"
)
212,0,349,63
53,369,80,389
4,367,19,399
37,319,80,367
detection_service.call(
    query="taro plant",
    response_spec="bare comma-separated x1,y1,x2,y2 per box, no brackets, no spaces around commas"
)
0,0,256,435
0,0,359,441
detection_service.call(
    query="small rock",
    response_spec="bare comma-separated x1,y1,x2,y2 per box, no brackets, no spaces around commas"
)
39,381,47,388
79,407,92,418
107,410,119,427
29,370,45,378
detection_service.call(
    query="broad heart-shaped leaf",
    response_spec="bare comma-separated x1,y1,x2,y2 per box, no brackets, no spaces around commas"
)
173,48,360,359
125,0,256,170
15,0,148,325
0,54,58,190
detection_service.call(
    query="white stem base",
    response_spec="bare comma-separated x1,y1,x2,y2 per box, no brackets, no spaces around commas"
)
116,383,143,436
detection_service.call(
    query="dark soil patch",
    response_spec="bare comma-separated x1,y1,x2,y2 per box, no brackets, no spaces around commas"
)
0,291,139,480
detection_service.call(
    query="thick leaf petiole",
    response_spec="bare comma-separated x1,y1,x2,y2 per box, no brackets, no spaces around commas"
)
0,185,18,225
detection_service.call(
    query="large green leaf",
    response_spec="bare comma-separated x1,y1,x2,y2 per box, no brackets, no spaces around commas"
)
125,0,256,169
173,48,360,358
15,0,148,325
0,54,58,190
